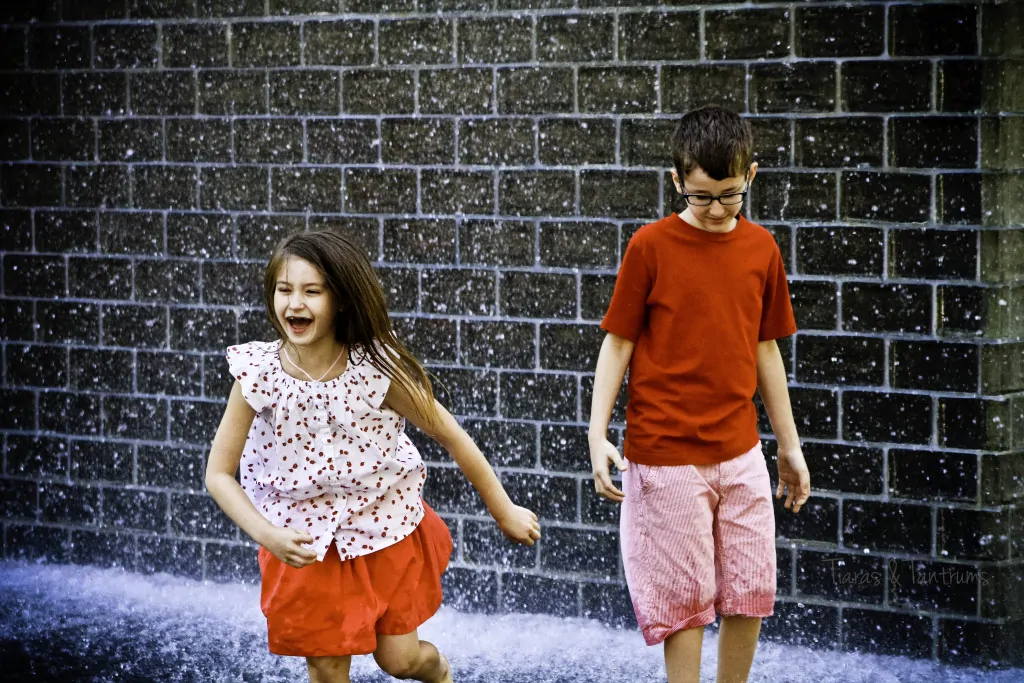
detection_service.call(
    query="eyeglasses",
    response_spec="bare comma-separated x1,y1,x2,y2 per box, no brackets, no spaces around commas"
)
680,173,750,207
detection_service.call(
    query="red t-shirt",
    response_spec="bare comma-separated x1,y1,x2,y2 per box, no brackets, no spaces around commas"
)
601,213,797,466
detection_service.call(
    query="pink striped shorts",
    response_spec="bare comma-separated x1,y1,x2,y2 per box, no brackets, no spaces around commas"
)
620,443,776,645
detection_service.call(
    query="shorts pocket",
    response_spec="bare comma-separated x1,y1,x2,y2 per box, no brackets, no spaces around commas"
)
634,463,661,492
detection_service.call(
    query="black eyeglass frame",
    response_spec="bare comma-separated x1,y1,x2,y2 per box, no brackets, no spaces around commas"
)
679,171,751,207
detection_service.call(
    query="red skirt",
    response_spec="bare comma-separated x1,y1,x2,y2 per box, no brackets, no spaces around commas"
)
258,501,453,657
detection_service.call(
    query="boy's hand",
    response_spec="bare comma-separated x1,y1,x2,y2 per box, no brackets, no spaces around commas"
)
262,526,318,568
589,437,627,503
776,447,811,513
495,505,542,546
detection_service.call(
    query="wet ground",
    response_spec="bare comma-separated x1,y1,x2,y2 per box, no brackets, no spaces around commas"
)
0,562,1019,683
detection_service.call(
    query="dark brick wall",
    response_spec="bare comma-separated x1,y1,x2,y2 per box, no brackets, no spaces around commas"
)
1,0,1022,667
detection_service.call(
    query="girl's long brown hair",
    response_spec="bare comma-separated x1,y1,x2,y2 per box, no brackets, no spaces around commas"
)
263,229,439,427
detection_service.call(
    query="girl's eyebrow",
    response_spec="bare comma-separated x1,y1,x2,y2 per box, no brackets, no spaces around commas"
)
276,280,324,287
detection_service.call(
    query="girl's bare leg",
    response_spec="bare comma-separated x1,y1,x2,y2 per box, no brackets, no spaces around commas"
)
374,631,452,682
664,626,704,683
716,616,762,683
306,655,351,683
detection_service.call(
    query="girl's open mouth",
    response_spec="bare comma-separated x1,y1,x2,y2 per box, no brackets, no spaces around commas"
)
286,316,312,334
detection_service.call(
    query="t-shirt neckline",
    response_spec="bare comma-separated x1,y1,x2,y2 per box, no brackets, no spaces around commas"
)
673,212,746,241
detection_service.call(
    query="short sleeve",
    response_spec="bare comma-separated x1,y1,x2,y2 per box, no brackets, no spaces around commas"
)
759,245,798,342
226,342,276,413
601,233,652,342
352,345,393,409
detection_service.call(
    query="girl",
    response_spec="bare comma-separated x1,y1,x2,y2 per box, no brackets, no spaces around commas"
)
205,229,541,683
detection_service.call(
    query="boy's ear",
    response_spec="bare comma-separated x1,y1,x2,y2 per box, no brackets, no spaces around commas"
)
670,168,683,194
747,162,759,184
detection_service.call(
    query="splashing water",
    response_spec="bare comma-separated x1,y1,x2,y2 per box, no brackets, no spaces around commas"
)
0,562,1017,683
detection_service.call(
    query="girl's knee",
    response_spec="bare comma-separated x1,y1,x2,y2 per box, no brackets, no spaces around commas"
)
374,649,421,680
306,656,351,683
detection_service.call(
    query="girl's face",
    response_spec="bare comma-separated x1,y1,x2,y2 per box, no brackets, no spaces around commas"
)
273,256,340,348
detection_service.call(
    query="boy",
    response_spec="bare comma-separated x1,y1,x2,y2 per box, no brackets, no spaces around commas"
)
588,106,811,683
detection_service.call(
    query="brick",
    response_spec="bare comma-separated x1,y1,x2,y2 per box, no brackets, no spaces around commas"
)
501,572,578,617
749,118,791,168
137,351,203,397
269,0,336,14
103,396,167,440
618,11,699,61
233,22,300,67
379,18,453,65
39,482,99,526
842,283,932,334
541,527,617,578
461,419,535,468
0,27,23,69
938,508,1009,561
500,472,578,523
164,24,228,67
458,17,531,64
844,609,932,658
842,61,932,112
939,619,1024,668
307,216,379,261
421,269,496,316
844,500,932,553
1,209,32,252
751,171,836,223
796,550,885,605
890,4,978,56
270,70,340,115
0,299,34,342
983,341,1024,394
936,284,998,338
94,24,158,69
463,519,536,569
200,167,268,211
501,271,576,319
343,168,416,214
0,120,29,161
344,70,415,114
579,67,657,114
774,497,838,544
796,226,882,276
70,529,139,569
459,220,535,266
795,6,884,57
391,317,456,365
0,480,36,521
751,62,837,114
97,120,163,162
4,525,70,563
384,219,456,264
64,165,130,212
620,118,678,168
135,260,199,305
580,374,627,424
938,60,984,113
425,465,489,514
419,68,493,116
171,492,237,540
890,559,982,616
205,542,260,583
421,170,494,215
889,228,978,280
31,119,94,162
6,434,68,477
540,323,602,372
377,267,418,313
794,117,883,168
500,372,577,421
1,73,60,116
795,335,884,386
70,349,133,392
542,424,598,471
843,391,933,444
891,341,979,392
537,15,614,62
137,536,203,580
130,71,196,116
581,478,621,526
459,118,535,166
706,8,790,60
69,440,133,483
202,261,263,306
939,397,1013,451
890,117,979,169
98,212,164,256
799,442,883,495
103,489,167,533
582,170,661,219
61,0,127,19
498,68,574,114
37,302,99,344
499,171,575,217
382,118,454,165
783,387,839,439
3,254,65,297
441,567,498,614
170,399,223,444
29,27,90,69
539,221,617,269
167,119,232,163
62,73,127,116
0,388,35,430
134,167,198,211
308,119,379,164
1,164,62,207
539,119,615,166
35,210,97,254
841,172,931,224
237,309,275,344
198,70,267,115
461,320,535,369
233,119,302,164
887,448,974,504
272,168,341,212
305,20,374,66
138,444,205,490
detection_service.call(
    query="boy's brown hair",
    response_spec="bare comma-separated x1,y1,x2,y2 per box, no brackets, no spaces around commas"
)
671,106,753,181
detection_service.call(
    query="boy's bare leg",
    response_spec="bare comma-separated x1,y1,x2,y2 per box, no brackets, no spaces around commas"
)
664,626,704,683
716,616,762,683
374,631,452,682
306,655,351,683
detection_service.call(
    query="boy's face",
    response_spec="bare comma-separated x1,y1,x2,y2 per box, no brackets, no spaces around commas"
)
672,162,758,233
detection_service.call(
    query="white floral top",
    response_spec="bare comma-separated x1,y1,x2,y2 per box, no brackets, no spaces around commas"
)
226,340,427,562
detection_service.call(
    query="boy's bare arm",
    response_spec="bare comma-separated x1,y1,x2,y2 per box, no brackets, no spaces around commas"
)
756,340,811,512
588,332,635,502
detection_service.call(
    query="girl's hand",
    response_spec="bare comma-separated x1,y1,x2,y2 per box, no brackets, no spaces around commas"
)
495,505,541,546
776,447,811,514
262,526,318,568
589,437,627,502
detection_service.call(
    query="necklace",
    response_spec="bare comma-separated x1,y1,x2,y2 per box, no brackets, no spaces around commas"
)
280,344,346,382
